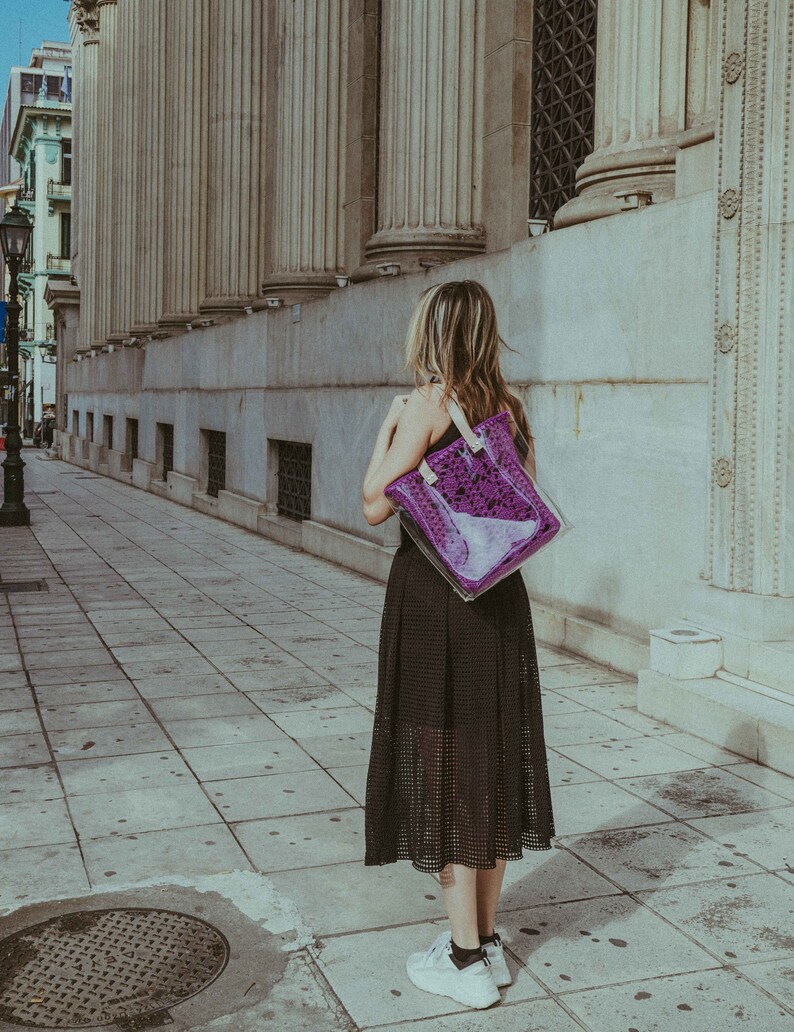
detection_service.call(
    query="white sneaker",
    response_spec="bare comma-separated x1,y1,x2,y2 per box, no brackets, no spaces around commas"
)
406,931,500,1009
482,932,512,987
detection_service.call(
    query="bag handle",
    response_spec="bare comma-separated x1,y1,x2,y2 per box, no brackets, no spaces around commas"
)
429,382,483,454
417,381,483,486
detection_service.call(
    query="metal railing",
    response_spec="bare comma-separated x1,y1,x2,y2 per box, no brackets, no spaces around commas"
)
45,323,55,341
20,255,34,274
18,186,34,202
20,328,34,342
47,178,72,199
46,253,70,272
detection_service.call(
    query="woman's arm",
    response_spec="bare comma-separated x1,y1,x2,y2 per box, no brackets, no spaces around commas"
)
362,389,437,526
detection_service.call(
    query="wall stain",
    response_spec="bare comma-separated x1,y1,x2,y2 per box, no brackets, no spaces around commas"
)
574,384,584,438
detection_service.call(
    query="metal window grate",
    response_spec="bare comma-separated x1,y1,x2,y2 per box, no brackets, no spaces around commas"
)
103,414,113,451
160,423,174,481
206,430,226,498
127,418,139,461
530,0,598,225
86,411,94,442
276,440,312,521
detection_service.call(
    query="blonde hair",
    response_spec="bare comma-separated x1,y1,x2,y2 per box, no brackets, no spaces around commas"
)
402,280,531,440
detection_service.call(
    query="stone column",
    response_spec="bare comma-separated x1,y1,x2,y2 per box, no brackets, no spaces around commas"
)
261,0,348,303
67,5,81,281
199,0,268,317
130,0,168,336
72,1,99,350
159,0,210,329
94,0,118,348
112,0,133,340
556,0,716,228
364,0,486,269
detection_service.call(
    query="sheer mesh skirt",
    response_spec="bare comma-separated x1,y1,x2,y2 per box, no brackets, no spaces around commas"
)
364,532,556,873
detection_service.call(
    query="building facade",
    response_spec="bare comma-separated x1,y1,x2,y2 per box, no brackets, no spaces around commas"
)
54,0,794,774
0,42,71,430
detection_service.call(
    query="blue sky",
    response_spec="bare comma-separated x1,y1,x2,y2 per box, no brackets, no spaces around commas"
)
0,0,70,83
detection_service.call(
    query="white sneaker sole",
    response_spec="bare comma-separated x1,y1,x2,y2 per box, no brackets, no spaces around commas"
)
406,959,500,1009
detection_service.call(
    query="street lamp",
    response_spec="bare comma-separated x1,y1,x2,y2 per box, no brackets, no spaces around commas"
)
0,203,33,526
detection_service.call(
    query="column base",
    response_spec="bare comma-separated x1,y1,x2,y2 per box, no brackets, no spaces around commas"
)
259,273,339,306
554,143,680,229
364,227,486,269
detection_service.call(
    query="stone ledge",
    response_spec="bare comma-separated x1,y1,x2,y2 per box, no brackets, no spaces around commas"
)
166,471,198,506
638,666,794,777
256,512,302,549
217,490,266,531
301,519,396,582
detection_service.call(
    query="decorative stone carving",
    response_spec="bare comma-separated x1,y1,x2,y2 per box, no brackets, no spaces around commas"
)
73,0,99,42
716,322,737,353
724,51,744,84
718,188,740,218
713,458,733,487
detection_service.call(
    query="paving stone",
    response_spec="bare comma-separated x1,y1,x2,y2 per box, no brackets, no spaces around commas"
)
246,685,358,714
205,769,355,821
148,692,261,721
551,779,675,836
314,918,547,1026
326,764,367,804
554,736,712,780
686,806,794,872
0,763,62,804
269,705,375,739
564,966,793,1031
0,708,41,735
620,766,794,820
0,842,89,911
69,783,223,838
33,680,140,706
541,711,647,747
49,721,174,759
57,751,196,795
638,871,794,962
182,739,320,781
161,713,288,748
0,732,51,768
297,732,373,768
733,957,794,1011
0,797,76,848
540,662,634,690
39,698,154,731
234,808,364,872
82,823,253,885
500,893,716,993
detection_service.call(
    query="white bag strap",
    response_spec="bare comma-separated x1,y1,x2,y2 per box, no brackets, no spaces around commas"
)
418,381,483,485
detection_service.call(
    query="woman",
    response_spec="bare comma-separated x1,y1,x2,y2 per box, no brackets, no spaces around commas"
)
361,280,556,1010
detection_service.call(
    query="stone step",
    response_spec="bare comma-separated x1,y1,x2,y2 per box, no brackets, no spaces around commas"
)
637,666,794,777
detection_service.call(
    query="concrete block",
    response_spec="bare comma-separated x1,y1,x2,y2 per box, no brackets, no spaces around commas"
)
301,519,393,581
649,626,723,679
107,448,132,478
132,458,153,491
257,512,302,550
87,442,106,471
217,490,266,531
167,471,198,506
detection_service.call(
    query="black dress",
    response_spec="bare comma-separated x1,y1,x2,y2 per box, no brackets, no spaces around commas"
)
364,419,556,873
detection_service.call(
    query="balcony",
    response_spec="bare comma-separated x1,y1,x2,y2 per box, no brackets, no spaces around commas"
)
20,255,34,274
18,186,35,203
20,328,34,342
46,253,70,274
45,323,55,341
47,178,72,201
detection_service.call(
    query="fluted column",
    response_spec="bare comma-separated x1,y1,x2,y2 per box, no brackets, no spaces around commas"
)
261,0,348,303
365,0,486,268
112,0,133,339
72,1,99,350
159,0,210,328
94,0,117,348
127,0,167,334
556,0,716,228
199,0,268,316
68,5,81,281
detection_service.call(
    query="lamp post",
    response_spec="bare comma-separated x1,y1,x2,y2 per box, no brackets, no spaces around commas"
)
0,204,33,526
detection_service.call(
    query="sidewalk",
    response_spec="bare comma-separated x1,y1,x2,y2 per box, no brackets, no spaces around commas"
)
1,452,793,1031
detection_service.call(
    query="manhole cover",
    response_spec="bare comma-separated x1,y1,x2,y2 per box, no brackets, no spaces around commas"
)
0,908,229,1029
0,581,48,594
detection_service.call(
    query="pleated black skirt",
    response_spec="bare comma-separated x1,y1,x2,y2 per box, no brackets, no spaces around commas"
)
364,424,556,873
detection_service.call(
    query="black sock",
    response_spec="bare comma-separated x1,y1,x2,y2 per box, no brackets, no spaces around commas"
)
479,930,499,946
450,938,486,970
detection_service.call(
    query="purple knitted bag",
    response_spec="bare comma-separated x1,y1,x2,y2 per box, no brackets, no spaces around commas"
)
383,384,569,601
